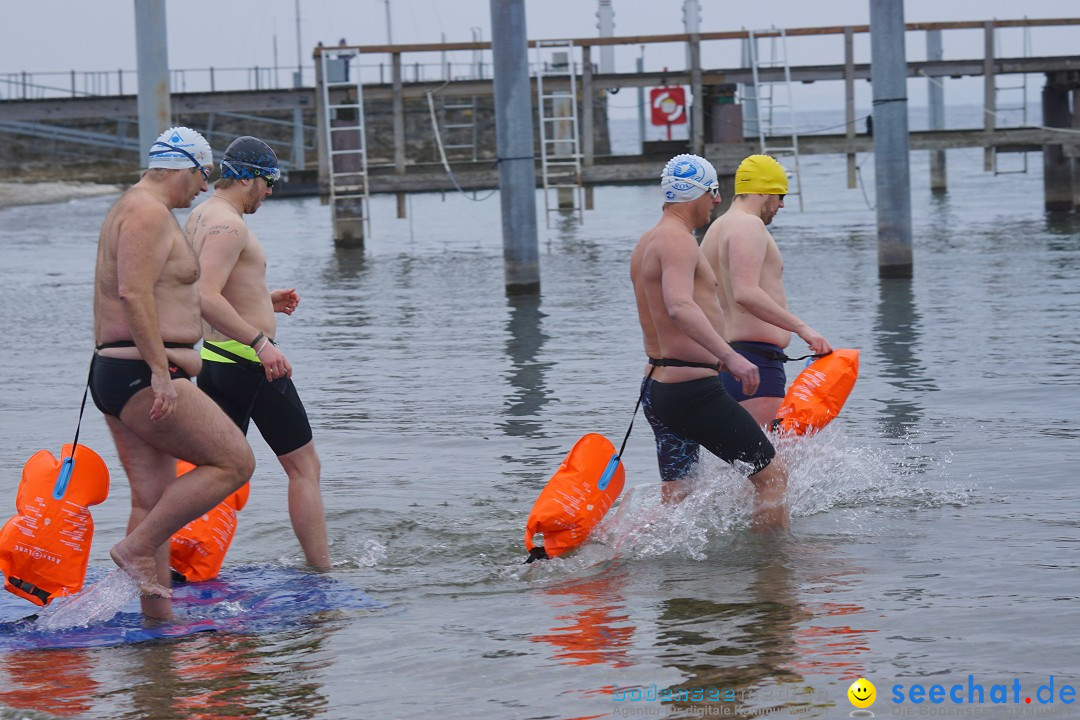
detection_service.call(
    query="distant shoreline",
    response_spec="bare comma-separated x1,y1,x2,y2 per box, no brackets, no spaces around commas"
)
0,181,124,210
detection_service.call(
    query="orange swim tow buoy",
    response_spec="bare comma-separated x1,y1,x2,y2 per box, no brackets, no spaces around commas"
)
525,433,625,561
169,461,250,583
0,444,110,606
773,348,860,436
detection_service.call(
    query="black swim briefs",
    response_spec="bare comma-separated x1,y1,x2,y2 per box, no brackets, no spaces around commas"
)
89,355,192,418
197,360,313,457
648,374,775,475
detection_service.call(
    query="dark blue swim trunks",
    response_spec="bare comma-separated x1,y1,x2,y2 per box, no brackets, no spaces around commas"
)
720,341,788,402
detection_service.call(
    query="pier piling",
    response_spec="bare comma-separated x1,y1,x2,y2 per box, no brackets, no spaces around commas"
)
869,0,914,279
927,29,947,192
133,0,171,164
1042,73,1074,212
844,27,856,189
490,0,540,294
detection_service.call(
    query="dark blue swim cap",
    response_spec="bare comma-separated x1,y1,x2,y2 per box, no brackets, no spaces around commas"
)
221,136,280,181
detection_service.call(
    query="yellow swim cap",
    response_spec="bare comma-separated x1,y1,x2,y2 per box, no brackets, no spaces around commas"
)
734,154,788,195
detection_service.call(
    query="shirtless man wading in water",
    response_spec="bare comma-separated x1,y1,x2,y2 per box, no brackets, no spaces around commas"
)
700,154,831,427
90,127,254,618
630,154,789,529
185,135,331,569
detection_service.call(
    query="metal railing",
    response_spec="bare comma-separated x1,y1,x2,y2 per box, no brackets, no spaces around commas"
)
0,57,602,101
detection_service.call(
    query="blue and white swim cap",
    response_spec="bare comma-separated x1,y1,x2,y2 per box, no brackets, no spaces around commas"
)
147,126,212,170
221,136,281,182
660,154,718,203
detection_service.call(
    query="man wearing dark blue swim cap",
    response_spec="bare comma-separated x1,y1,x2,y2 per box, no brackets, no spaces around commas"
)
184,136,331,570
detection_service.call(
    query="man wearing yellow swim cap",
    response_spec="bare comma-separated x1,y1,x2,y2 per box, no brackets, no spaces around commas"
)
701,154,832,427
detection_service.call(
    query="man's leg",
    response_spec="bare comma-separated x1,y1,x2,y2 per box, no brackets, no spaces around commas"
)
748,455,788,531
643,376,699,505
109,380,255,610
741,396,784,428
107,418,182,619
723,349,786,428
653,376,789,528
277,440,331,569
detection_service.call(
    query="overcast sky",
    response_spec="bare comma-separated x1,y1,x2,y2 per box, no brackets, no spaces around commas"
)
4,1,1077,112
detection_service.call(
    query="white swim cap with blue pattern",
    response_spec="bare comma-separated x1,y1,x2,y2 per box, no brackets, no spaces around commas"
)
660,154,718,203
147,126,212,170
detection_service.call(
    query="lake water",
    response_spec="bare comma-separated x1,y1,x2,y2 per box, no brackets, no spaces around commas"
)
0,138,1078,719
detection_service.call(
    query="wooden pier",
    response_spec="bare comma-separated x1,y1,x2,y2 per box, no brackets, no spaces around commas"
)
2,18,1079,211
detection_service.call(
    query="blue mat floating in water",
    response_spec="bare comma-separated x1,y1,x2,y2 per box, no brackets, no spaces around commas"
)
0,565,379,650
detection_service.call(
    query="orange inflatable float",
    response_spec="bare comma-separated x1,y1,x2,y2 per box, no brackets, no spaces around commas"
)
773,348,859,436
525,433,625,561
0,443,110,606
169,461,250,583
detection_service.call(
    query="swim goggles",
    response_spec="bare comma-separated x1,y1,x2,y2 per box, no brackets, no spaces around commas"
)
221,159,282,187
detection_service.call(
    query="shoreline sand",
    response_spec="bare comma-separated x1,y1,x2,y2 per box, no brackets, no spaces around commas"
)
0,181,124,210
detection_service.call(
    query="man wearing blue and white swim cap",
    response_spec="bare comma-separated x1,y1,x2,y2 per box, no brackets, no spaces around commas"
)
91,126,255,617
701,154,832,426
184,135,331,570
631,154,788,529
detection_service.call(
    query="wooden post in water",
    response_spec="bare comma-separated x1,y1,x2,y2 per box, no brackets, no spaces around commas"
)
869,0,913,278
689,34,704,155
983,22,996,173
133,0,171,165
581,45,595,211
490,0,540,294
314,55,328,192
1073,89,1080,212
292,107,305,170
1042,72,1073,212
392,52,407,219
927,29,947,192
844,27,856,189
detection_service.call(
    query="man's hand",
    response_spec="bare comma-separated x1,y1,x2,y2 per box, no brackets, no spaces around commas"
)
721,351,760,396
799,326,832,356
148,369,178,422
272,288,300,315
257,341,292,382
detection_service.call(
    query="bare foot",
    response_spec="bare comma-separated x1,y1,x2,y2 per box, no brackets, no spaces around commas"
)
751,501,790,532
661,480,690,505
110,543,172,599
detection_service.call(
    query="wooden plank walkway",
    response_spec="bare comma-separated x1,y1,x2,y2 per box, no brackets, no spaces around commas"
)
4,54,1080,122
336,126,1076,194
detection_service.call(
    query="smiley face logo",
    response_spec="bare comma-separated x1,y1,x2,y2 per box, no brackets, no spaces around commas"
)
848,678,876,709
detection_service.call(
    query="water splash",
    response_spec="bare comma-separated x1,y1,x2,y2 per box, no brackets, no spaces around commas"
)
328,536,388,569
33,570,139,631
0,565,380,650
580,425,970,563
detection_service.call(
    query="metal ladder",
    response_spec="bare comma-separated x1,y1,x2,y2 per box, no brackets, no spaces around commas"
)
535,39,584,226
992,22,1032,175
437,96,478,162
747,28,804,210
318,48,371,240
